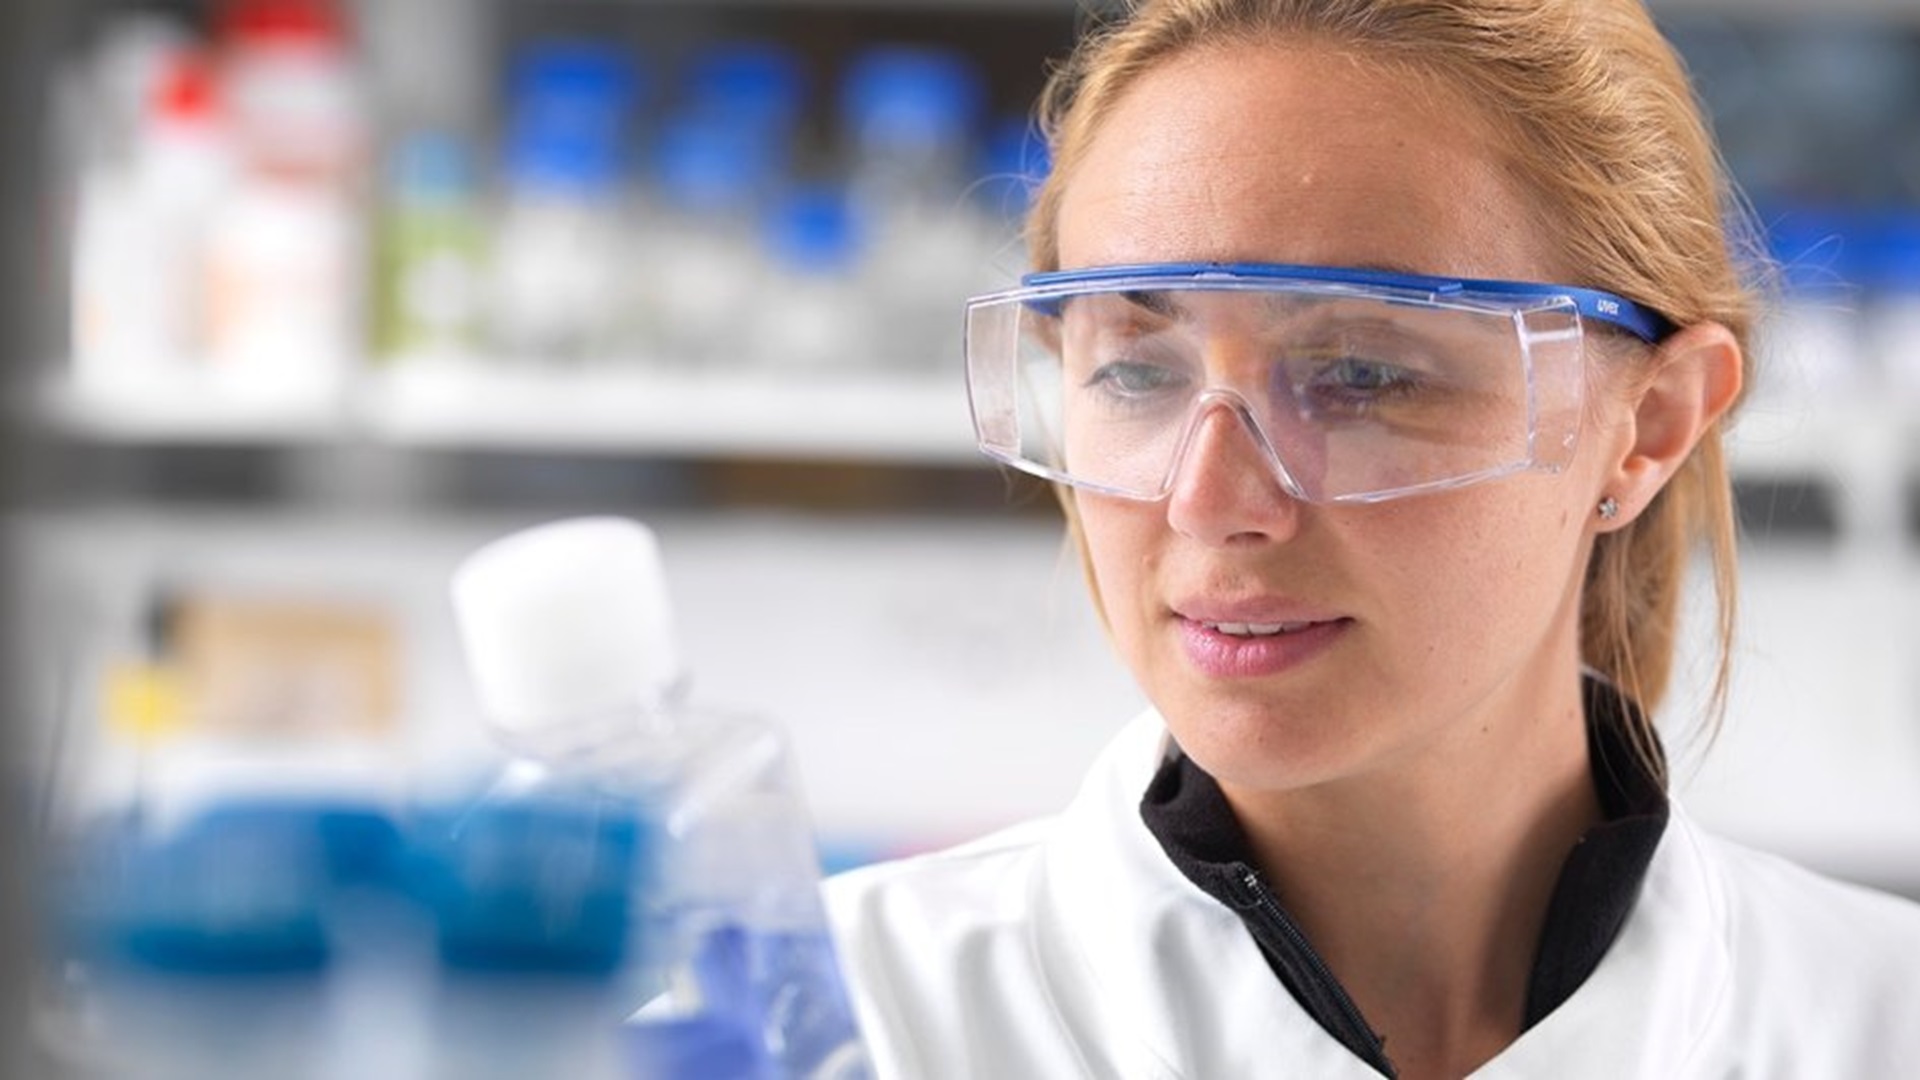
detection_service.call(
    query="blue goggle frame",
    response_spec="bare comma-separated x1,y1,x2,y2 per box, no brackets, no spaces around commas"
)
1009,261,1676,344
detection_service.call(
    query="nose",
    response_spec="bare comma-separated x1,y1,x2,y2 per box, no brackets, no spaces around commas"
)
1164,397,1305,546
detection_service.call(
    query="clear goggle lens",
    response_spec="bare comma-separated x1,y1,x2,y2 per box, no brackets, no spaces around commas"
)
964,270,1605,504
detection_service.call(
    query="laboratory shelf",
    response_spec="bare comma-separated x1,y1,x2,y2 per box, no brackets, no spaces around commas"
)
45,358,1920,469
40,374,345,445
36,364,983,464
364,364,979,462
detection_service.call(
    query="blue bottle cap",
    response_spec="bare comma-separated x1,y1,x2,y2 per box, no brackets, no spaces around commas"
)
509,40,644,119
652,114,775,211
504,121,626,193
840,46,986,150
504,40,643,194
764,184,862,273
683,40,807,134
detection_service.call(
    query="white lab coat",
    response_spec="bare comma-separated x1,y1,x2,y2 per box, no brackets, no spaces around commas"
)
824,709,1920,1078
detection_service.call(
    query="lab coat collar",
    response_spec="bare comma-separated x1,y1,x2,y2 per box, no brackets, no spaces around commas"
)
1031,709,1730,1079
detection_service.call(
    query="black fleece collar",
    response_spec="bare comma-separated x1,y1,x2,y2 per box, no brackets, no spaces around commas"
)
1138,675,1669,1078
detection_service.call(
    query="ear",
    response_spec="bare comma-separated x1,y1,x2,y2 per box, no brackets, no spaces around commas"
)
1600,321,1744,530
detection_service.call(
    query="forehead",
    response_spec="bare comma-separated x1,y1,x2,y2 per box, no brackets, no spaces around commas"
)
1054,43,1556,283
1052,289,1518,360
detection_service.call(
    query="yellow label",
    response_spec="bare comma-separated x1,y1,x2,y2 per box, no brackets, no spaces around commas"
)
103,662,189,742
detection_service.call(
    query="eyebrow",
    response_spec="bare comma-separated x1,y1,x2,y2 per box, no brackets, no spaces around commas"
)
1115,286,1340,323
1100,269,1470,328
1119,289,1180,319
1345,260,1441,278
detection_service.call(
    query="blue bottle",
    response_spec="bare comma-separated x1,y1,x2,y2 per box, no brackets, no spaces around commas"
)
51,801,395,1078
405,765,646,1079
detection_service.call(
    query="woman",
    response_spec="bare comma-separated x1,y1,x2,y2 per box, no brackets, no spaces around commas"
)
826,1,1920,1076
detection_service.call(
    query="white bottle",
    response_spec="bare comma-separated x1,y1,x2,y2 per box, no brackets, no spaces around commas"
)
450,517,871,1079
203,176,361,397
202,0,367,402
70,48,234,394
70,165,172,393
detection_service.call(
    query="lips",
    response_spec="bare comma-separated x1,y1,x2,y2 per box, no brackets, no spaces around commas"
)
1173,600,1351,678
1175,596,1346,628
1197,619,1320,637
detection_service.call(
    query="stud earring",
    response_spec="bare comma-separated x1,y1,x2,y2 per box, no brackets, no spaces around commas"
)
1598,495,1620,521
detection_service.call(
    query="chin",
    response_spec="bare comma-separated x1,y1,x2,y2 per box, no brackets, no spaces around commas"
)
1156,679,1383,794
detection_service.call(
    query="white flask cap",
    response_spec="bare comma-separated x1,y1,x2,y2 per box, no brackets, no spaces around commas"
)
450,516,682,734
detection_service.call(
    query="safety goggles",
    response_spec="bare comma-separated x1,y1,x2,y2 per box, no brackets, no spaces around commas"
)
963,262,1674,504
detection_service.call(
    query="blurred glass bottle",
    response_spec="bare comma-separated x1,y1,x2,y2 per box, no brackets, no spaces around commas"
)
450,517,871,1079
635,117,777,371
839,46,986,373
751,184,870,375
202,0,368,400
70,44,234,394
681,41,807,162
374,133,485,364
488,41,642,365
630,42,804,370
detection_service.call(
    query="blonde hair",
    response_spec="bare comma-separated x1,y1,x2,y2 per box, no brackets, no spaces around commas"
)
1027,0,1758,780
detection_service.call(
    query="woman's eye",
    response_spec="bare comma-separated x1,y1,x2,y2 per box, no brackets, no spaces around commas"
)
1294,354,1430,405
1317,357,1416,394
1084,360,1191,399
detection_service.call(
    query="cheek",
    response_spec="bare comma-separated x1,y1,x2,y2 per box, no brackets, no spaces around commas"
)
1075,498,1162,648
1362,480,1590,668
